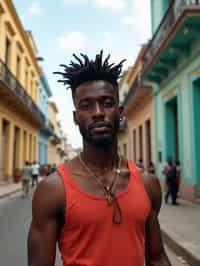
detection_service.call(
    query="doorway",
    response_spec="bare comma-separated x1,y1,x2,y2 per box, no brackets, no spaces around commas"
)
1,120,9,178
165,96,179,162
145,119,152,167
193,79,200,196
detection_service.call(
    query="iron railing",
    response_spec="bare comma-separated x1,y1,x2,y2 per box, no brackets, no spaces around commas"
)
40,120,55,136
0,58,45,125
123,75,143,106
142,0,200,72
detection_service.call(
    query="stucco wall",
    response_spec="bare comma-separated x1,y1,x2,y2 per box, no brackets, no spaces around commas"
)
155,40,200,196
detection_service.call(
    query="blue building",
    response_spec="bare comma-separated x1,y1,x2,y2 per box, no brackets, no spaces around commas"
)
38,73,53,165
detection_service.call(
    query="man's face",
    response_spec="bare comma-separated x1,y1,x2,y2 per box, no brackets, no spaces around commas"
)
73,80,122,147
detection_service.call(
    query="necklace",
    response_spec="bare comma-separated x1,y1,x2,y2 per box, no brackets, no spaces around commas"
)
78,153,122,206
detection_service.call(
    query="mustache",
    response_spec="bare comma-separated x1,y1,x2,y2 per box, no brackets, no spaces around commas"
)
88,121,112,130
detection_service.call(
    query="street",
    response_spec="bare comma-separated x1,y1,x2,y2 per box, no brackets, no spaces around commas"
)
0,191,190,266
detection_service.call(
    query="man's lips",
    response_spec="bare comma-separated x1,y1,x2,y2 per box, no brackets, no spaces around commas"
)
89,122,111,133
91,126,110,133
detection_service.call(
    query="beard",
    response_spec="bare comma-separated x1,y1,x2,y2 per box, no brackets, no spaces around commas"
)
78,115,120,147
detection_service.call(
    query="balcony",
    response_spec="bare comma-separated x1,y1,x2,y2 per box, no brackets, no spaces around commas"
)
119,76,151,133
50,133,61,145
142,0,200,83
123,76,151,110
40,120,55,137
0,59,45,127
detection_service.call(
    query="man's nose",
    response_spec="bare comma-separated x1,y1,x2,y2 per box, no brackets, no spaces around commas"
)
93,103,104,118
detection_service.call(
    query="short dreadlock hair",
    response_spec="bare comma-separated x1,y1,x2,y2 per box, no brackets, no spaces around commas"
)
53,50,126,102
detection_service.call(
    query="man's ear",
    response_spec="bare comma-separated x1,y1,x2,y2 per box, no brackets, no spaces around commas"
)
73,111,78,125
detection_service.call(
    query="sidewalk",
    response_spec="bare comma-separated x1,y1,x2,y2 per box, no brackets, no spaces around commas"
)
160,198,200,266
0,182,22,199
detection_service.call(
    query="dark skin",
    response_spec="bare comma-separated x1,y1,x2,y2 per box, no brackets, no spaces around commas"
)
28,80,171,266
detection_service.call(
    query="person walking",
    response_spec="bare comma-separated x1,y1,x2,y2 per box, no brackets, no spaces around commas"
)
162,157,177,205
31,161,40,188
28,51,171,266
21,161,31,197
175,160,181,201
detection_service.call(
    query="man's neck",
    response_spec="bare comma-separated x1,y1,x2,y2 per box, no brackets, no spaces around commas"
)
81,141,119,171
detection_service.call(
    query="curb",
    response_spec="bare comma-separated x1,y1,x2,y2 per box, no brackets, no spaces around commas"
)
162,229,200,266
0,188,22,200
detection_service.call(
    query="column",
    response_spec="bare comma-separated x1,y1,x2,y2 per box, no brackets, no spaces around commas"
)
34,135,38,162
0,15,5,60
18,127,24,169
32,134,35,162
0,115,3,179
26,131,30,162
29,134,32,163
5,121,14,177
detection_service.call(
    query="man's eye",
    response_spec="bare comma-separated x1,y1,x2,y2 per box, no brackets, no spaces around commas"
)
80,102,90,109
103,99,113,107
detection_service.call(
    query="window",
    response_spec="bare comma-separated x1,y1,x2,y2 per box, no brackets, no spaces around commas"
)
133,129,137,162
16,55,21,80
139,125,143,160
5,37,11,66
145,120,152,167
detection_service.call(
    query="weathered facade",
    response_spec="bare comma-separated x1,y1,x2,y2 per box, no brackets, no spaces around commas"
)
143,0,200,200
38,73,53,165
0,0,44,181
119,46,155,171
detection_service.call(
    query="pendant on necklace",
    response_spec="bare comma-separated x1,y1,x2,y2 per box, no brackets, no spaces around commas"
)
104,186,113,205
115,169,121,175
107,193,113,206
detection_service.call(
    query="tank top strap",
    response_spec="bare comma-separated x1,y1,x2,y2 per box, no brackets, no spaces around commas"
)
56,163,72,193
127,160,141,180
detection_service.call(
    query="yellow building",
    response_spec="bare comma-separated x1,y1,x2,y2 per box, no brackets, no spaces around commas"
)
118,45,155,171
48,102,61,165
0,0,44,181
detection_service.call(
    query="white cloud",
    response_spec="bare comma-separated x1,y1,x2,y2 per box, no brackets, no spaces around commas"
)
121,16,135,26
121,0,151,38
95,0,126,12
64,0,126,12
64,0,89,5
28,1,42,15
56,32,87,50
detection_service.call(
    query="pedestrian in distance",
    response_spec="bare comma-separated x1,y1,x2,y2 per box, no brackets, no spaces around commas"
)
175,160,181,201
162,157,178,205
148,161,155,175
137,158,144,173
31,161,40,188
28,51,171,266
21,161,31,198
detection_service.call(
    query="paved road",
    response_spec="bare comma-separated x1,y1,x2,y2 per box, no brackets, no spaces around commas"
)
0,191,190,266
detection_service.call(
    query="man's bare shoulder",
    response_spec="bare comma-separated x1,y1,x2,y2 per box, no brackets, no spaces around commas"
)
32,171,65,216
141,174,162,213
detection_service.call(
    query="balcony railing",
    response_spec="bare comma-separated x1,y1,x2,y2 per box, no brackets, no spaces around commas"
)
40,120,55,136
123,75,143,106
142,0,200,73
0,59,45,125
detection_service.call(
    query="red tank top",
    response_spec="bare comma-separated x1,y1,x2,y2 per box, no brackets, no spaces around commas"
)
57,160,151,266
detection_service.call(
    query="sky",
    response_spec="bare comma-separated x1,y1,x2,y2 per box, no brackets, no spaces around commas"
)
13,0,152,148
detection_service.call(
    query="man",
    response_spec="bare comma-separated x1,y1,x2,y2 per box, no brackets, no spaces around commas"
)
162,157,177,205
31,161,40,188
28,51,171,266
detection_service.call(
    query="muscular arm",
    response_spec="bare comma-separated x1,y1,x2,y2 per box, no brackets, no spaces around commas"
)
28,173,65,266
143,175,171,266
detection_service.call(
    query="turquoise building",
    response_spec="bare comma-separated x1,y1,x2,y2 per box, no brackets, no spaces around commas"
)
142,0,200,200
38,73,53,165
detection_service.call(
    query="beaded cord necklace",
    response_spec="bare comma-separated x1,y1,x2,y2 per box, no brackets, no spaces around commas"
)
79,153,123,224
